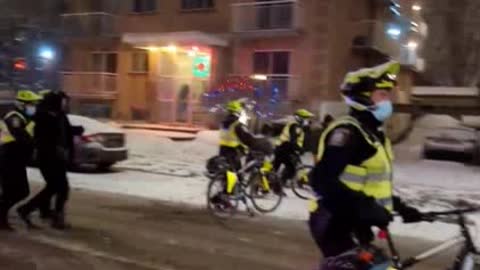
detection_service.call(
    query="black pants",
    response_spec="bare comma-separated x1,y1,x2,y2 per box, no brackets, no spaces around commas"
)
0,152,30,222
219,147,242,171
309,205,374,258
273,147,297,184
21,158,69,215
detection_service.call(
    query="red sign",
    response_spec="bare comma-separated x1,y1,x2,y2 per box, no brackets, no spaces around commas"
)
13,58,27,71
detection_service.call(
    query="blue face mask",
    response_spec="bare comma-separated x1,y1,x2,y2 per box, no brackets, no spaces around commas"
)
370,100,393,122
25,105,36,116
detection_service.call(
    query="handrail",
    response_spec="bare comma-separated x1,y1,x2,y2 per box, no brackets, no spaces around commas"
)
232,0,298,7
61,12,114,17
60,71,118,76
228,74,300,79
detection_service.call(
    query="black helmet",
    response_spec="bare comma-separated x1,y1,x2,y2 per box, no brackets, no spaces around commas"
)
340,61,400,110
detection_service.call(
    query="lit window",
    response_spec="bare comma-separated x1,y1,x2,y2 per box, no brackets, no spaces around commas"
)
131,51,149,73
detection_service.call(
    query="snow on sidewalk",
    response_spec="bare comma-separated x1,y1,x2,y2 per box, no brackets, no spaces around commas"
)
117,129,217,177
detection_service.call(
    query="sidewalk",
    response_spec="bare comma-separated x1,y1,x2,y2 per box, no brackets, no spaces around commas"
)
120,122,202,134
114,121,205,141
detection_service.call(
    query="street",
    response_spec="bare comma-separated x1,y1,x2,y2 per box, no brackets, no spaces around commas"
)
0,184,458,270
0,116,478,270
1,0,480,268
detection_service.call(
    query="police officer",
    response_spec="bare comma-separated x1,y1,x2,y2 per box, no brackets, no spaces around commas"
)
18,91,73,229
273,109,314,185
219,100,271,170
309,61,426,258
211,100,272,209
0,90,41,230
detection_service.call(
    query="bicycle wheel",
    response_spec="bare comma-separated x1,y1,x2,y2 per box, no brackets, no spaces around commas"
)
206,175,239,218
458,252,480,270
249,172,283,213
291,165,314,200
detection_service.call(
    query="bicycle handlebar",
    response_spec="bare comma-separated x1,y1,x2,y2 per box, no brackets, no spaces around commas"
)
423,207,480,217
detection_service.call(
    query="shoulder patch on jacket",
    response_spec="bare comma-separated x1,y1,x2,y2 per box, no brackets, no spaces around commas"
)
327,128,351,146
294,126,303,135
9,116,23,128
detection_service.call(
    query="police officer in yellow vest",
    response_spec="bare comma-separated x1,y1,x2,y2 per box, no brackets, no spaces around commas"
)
273,109,314,185
219,100,271,170
308,61,426,258
0,90,41,230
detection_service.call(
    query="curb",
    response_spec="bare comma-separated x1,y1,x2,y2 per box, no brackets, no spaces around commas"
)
121,124,201,134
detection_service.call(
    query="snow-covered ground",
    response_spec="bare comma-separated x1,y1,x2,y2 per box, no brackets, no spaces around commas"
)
117,130,217,177
391,115,480,244
27,114,480,246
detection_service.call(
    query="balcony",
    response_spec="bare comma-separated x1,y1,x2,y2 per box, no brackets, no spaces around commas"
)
60,12,118,39
232,0,304,37
61,72,118,100
351,20,401,59
399,47,425,71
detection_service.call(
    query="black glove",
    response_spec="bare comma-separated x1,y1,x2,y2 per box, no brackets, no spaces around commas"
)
399,205,424,223
71,125,85,136
357,200,393,228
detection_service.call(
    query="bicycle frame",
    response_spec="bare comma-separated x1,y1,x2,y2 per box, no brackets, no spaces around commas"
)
385,231,469,269
385,208,480,269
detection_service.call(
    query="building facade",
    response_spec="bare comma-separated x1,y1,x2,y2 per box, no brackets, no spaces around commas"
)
60,0,426,125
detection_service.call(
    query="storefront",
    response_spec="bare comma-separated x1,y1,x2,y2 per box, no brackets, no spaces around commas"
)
122,31,229,124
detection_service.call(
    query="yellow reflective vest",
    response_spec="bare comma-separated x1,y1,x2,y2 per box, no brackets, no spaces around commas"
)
0,111,35,144
316,116,394,212
276,121,305,148
219,121,242,148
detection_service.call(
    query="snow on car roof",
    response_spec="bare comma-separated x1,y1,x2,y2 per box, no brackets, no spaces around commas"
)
67,114,122,135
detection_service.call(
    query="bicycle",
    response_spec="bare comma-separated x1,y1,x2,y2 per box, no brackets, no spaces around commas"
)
205,152,283,218
382,207,480,270
270,153,315,200
289,154,315,200
322,207,480,270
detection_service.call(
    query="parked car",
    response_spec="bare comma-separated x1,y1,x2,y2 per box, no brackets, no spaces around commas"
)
423,127,480,163
68,115,128,170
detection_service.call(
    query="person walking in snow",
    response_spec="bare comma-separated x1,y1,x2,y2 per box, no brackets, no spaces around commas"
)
0,90,41,230
18,91,75,230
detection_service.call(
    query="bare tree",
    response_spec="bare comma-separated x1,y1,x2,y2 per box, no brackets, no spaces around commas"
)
423,0,480,86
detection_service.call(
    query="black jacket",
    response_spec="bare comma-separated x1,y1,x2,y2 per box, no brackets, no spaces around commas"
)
1,108,35,162
34,93,69,162
310,109,410,227
277,121,305,155
219,114,272,155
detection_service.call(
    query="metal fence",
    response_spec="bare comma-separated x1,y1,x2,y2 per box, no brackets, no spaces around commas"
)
60,72,118,99
60,12,118,38
232,0,304,32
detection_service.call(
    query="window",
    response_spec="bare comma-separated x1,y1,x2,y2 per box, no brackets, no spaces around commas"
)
256,0,293,29
253,51,290,74
253,52,269,74
131,51,149,73
132,0,157,13
181,0,214,10
253,51,291,99
272,52,289,74
91,53,117,73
